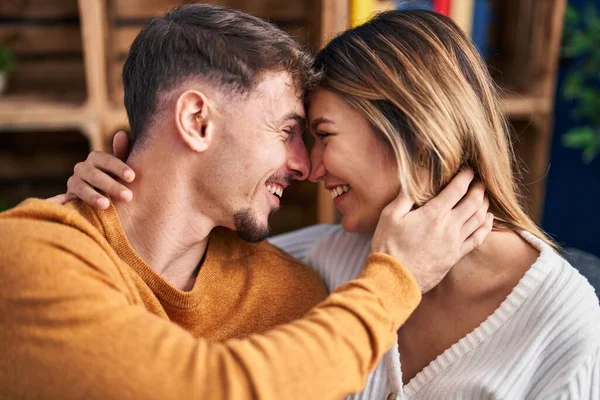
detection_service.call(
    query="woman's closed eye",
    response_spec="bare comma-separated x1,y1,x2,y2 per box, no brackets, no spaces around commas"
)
315,131,331,140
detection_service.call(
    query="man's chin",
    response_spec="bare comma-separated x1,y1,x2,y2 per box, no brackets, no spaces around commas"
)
233,208,270,243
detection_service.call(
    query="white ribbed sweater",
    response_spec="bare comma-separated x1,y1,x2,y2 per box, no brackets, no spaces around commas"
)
270,225,600,400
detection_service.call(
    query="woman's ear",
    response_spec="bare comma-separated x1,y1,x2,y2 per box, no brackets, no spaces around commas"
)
175,90,212,152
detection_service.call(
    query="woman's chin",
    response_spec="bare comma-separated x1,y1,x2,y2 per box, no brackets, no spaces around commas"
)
340,215,377,233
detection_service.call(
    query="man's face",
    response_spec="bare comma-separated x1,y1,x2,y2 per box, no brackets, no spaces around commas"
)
207,72,310,241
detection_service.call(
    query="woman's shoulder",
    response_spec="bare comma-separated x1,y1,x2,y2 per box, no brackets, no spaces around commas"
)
306,228,374,291
268,225,374,291
517,232,600,342
267,224,341,261
523,240,600,397
523,232,598,308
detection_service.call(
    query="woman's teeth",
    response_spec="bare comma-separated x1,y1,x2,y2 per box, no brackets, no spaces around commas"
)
266,184,283,198
329,185,351,199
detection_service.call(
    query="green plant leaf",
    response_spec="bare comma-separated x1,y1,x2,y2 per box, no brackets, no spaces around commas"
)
561,3,600,165
563,31,591,58
562,126,596,148
563,73,584,99
0,199,9,213
565,5,578,25
564,5,579,37
0,44,16,72
582,140,599,163
583,2,600,31
573,88,600,120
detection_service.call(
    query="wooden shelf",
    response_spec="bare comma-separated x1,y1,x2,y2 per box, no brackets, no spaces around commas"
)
500,91,553,119
0,152,82,180
0,95,86,129
0,0,316,145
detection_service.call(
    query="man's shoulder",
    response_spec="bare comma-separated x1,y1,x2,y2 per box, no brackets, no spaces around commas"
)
0,198,104,236
0,199,116,272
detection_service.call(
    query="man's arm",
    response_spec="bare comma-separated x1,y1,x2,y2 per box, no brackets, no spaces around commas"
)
0,228,418,400
39,160,491,398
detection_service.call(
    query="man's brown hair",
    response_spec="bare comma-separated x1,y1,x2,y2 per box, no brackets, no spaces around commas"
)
123,3,316,145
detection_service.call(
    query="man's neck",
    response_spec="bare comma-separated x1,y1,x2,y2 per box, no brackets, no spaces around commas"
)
114,155,215,291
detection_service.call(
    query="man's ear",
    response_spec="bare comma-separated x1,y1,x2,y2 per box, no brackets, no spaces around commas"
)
175,90,213,152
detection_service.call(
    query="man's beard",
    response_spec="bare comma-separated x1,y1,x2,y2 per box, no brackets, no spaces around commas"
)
233,172,289,242
233,208,273,242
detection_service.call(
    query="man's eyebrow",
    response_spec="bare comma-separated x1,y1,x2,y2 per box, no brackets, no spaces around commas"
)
310,117,333,132
280,112,306,131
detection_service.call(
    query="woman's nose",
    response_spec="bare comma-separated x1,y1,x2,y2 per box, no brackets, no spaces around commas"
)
308,145,326,183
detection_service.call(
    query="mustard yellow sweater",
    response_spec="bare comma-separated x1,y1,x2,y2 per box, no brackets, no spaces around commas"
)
0,199,421,399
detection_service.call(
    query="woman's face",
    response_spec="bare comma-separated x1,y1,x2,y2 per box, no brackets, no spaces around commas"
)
308,89,401,232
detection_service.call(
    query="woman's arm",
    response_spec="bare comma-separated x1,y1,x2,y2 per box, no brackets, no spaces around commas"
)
47,131,134,209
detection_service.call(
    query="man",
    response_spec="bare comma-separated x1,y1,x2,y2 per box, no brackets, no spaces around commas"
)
0,4,490,399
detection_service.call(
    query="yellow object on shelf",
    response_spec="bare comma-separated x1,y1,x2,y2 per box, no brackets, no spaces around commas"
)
450,0,475,36
350,0,376,27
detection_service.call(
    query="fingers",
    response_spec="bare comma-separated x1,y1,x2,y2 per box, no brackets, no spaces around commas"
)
112,131,131,162
381,189,415,220
67,171,110,209
425,168,475,214
65,149,135,210
459,212,494,258
73,182,111,210
87,150,135,183
452,180,485,225
460,194,489,239
71,162,132,200
46,193,77,205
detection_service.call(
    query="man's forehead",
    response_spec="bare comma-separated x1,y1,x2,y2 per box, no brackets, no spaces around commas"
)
252,71,301,99
238,71,304,122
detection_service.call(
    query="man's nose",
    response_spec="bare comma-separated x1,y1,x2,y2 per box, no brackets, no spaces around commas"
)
308,144,326,183
288,140,311,181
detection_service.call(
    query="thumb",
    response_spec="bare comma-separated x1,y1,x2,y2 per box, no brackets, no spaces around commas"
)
382,189,414,219
112,131,131,161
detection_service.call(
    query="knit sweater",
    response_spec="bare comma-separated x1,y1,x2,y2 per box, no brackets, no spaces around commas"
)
0,200,422,400
270,226,600,399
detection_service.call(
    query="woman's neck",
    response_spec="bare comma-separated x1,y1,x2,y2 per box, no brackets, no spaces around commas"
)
430,229,540,299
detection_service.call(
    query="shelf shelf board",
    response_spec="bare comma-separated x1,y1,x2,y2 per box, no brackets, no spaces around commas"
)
500,91,552,119
0,94,89,130
0,153,82,180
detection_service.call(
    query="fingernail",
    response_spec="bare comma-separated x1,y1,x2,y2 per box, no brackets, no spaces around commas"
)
120,190,133,202
123,170,135,182
97,198,110,209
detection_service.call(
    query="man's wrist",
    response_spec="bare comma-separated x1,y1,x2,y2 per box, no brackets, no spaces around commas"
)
359,253,422,326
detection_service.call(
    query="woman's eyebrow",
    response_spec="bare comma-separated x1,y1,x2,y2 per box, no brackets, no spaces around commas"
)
310,117,334,131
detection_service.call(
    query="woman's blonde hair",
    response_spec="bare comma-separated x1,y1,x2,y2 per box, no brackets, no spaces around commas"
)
313,10,554,246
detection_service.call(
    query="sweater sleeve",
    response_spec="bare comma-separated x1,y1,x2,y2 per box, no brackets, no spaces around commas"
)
0,230,420,399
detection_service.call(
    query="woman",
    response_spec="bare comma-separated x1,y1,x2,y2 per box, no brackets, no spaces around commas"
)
53,10,599,399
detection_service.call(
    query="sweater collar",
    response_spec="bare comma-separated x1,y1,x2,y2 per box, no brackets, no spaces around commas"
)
91,200,226,309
